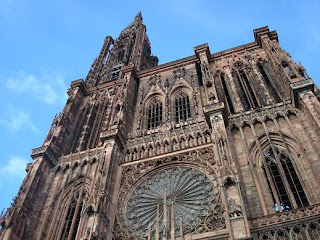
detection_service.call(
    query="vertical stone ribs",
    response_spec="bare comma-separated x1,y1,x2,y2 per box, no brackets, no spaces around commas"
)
85,12,158,87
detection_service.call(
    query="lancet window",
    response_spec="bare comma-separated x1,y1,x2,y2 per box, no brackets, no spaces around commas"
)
234,62,259,109
174,92,191,123
111,64,122,80
117,49,125,63
262,147,309,212
147,98,163,130
257,62,281,102
60,191,85,240
239,69,259,107
220,73,235,113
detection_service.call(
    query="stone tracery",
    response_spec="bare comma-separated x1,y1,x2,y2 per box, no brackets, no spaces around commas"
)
2,17,320,240
116,147,226,239
125,167,219,238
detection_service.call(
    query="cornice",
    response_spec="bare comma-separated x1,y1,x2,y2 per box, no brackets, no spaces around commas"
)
83,42,260,88
121,143,214,167
210,42,259,60
86,78,124,94
137,55,197,78
137,42,260,79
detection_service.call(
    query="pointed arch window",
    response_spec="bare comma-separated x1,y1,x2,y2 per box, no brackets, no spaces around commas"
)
220,73,235,113
257,62,281,102
60,191,85,240
147,98,163,130
175,92,191,123
262,147,308,212
117,49,125,63
233,61,259,110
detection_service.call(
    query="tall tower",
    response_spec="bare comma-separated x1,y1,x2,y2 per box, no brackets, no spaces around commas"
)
0,12,158,240
86,12,158,86
1,14,320,240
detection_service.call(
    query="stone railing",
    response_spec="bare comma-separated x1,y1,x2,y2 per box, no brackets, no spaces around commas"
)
250,204,320,229
290,78,313,90
57,147,104,169
228,100,295,128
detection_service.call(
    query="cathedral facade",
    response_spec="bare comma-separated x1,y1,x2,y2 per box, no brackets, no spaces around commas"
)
1,13,320,240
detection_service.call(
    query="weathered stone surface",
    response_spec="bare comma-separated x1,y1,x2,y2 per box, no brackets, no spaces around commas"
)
1,14,320,240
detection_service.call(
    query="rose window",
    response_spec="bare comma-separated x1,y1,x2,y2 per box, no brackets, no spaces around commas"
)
125,167,219,238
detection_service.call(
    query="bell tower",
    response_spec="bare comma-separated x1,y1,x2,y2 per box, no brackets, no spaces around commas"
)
2,14,320,240
0,12,159,240
86,12,158,86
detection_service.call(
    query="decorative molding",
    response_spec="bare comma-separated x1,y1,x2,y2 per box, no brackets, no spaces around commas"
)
30,146,57,167
203,102,225,115
250,204,320,229
100,128,126,149
115,146,227,239
290,78,314,91
228,101,297,128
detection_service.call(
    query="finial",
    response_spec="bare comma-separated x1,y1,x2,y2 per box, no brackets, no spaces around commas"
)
148,223,152,240
179,216,184,240
170,202,175,240
135,11,143,22
155,204,160,240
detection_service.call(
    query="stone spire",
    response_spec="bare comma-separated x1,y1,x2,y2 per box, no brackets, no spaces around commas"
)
85,11,157,86
135,11,143,23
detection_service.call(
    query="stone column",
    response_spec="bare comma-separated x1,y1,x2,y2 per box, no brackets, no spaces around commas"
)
205,107,250,239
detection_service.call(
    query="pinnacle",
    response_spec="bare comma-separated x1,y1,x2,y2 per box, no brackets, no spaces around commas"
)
135,11,143,23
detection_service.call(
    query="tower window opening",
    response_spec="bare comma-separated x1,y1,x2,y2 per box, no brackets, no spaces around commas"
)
234,71,251,110
257,63,281,102
240,70,259,107
147,99,163,130
175,93,191,123
281,61,297,79
110,64,122,80
281,62,289,68
220,73,235,113
117,49,125,63
298,69,307,79
103,50,110,65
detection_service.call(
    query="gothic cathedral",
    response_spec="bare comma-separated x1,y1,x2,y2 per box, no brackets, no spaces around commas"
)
1,12,320,240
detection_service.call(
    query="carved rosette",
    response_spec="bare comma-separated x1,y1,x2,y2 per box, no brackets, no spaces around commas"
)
115,147,226,239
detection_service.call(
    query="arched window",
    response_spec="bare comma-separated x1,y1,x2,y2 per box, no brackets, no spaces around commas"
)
60,191,85,240
175,92,191,123
147,98,163,130
262,147,308,212
233,61,259,110
117,49,125,62
257,62,281,102
220,73,235,113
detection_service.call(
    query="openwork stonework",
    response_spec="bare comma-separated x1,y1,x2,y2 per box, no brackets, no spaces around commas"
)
2,12,320,240
125,167,221,238
116,147,226,239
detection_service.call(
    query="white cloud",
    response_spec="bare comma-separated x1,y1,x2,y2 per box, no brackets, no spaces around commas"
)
6,71,68,105
0,108,40,133
0,156,28,187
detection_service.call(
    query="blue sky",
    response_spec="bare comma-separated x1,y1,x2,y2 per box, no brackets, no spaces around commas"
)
0,0,319,210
